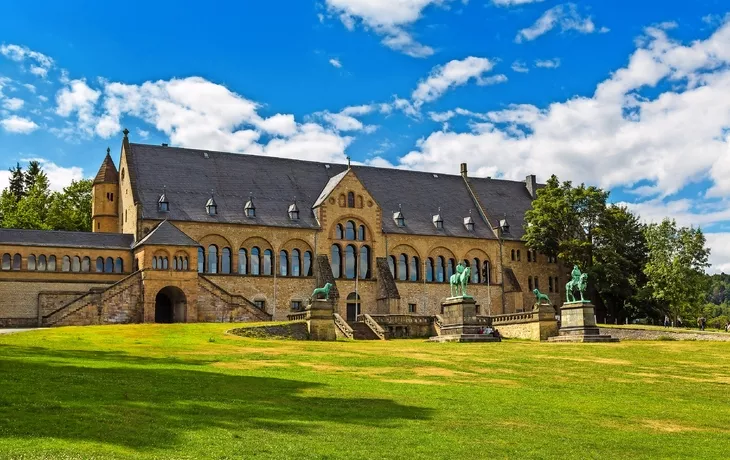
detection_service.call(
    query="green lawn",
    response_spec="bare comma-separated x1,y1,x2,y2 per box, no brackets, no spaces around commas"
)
1,324,729,459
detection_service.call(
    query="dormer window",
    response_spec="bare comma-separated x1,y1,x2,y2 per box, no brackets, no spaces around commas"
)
433,211,443,229
464,215,475,232
288,201,299,220
244,195,256,218
158,191,169,212
393,205,405,227
206,195,217,216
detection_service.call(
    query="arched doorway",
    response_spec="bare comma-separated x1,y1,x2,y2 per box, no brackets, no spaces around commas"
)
155,286,187,323
346,292,361,322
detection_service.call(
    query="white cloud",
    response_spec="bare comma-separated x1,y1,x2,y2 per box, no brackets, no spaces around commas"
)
2,97,24,111
705,233,730,274
138,129,150,139
0,115,39,133
0,158,84,192
324,0,455,57
38,95,48,102
395,19,730,204
515,3,602,43
316,104,381,132
412,56,501,107
0,44,54,78
535,58,561,68
511,60,529,73
22,83,36,93
55,79,101,136
492,0,544,5
329,58,343,68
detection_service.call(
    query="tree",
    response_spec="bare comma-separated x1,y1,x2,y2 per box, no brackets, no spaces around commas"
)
46,179,93,232
644,219,710,323
8,162,25,201
24,160,47,192
5,173,50,230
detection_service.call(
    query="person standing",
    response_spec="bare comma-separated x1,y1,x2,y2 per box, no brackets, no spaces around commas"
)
664,315,670,328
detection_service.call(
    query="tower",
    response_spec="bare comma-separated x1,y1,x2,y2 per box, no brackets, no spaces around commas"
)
92,147,120,233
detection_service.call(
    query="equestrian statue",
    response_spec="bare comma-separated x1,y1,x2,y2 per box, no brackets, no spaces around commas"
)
565,265,589,303
449,262,472,298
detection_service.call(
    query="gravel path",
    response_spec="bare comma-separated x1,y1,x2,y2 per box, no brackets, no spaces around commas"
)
0,328,41,335
599,327,730,341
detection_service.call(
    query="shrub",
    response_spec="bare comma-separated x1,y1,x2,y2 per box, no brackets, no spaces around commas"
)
707,315,729,330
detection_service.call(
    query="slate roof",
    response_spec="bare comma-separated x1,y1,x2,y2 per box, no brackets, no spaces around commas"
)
134,221,200,248
126,143,539,239
469,177,544,241
0,228,134,249
94,151,119,184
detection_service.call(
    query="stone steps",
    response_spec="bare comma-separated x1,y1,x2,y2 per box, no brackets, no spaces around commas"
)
348,322,380,340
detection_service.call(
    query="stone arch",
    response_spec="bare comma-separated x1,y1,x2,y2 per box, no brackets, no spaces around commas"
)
240,236,274,252
155,286,187,323
199,233,234,251
427,245,457,261
390,243,422,260
331,214,375,242
278,238,314,254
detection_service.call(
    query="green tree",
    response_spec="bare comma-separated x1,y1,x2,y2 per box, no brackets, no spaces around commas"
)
46,179,92,232
8,162,25,201
644,219,710,323
24,160,47,192
7,173,51,230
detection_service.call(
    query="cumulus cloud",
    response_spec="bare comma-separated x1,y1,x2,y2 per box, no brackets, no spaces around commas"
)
705,233,730,274
314,103,385,133
511,60,529,73
55,79,101,136
515,3,605,43
323,0,455,57
1,115,39,133
535,58,561,68
2,97,24,111
329,58,343,68
412,57,504,108
0,44,54,78
396,19,730,204
0,158,84,192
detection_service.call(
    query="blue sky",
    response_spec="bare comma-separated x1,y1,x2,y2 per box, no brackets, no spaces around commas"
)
1,0,730,271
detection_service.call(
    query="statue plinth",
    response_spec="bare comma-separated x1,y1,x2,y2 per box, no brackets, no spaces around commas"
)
430,297,500,343
548,302,618,343
306,299,336,341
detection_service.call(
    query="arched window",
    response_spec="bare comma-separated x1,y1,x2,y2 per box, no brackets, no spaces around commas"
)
279,250,288,276
208,245,218,273
436,256,445,283
534,277,539,290
527,251,532,262
263,249,272,275
28,255,36,271
483,260,491,284
197,247,204,273
62,256,71,272
335,224,343,240
359,246,371,279
80,257,90,272
511,249,515,261
554,277,559,293
173,257,178,271
72,256,81,272
388,255,396,278
48,255,56,272
251,247,260,275
331,245,341,278
13,254,22,270
238,249,248,275
116,258,123,273
345,221,356,240
471,258,480,283
38,255,47,271
447,258,454,279
426,258,434,282
347,191,355,208
410,256,419,282
517,250,521,262
398,254,408,281
528,276,533,291
1,253,10,270
96,257,104,273
304,251,313,276
549,276,554,293
183,257,188,270
291,249,301,277
105,257,114,273
345,245,356,279
357,225,365,241
221,247,231,274
162,257,169,270
152,257,158,270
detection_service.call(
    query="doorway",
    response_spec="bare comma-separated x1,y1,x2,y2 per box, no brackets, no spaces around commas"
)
155,286,187,323
346,292,361,322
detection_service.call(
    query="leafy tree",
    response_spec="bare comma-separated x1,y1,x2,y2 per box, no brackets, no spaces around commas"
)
46,179,93,232
8,162,25,201
644,219,710,323
4,174,50,230
24,160,47,192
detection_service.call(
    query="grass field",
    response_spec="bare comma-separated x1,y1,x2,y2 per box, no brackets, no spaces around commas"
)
1,324,729,459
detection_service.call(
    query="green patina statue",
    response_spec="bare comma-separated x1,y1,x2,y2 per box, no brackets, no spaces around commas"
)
449,262,472,298
310,283,333,302
533,289,550,305
565,265,589,303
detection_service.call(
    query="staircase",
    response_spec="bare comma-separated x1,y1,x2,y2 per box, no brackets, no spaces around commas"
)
348,322,381,340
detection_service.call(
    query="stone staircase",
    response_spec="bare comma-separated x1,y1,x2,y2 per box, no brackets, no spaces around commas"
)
198,276,272,322
348,322,381,340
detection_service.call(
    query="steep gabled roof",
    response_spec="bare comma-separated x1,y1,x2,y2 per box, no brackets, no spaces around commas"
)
313,169,349,208
93,150,119,185
0,228,133,249
134,220,199,248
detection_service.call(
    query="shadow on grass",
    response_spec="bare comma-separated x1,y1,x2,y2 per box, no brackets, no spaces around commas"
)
0,345,433,451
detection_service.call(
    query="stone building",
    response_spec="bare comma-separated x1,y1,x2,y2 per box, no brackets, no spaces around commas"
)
0,130,564,329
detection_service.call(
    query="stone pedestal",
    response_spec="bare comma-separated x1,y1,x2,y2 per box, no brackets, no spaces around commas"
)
548,302,618,343
430,297,500,343
306,299,337,341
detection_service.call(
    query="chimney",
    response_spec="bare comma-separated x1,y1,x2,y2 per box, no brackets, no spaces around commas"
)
526,174,537,199
460,163,468,178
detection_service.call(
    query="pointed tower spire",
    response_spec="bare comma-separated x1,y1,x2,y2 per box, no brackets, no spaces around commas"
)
93,147,118,185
